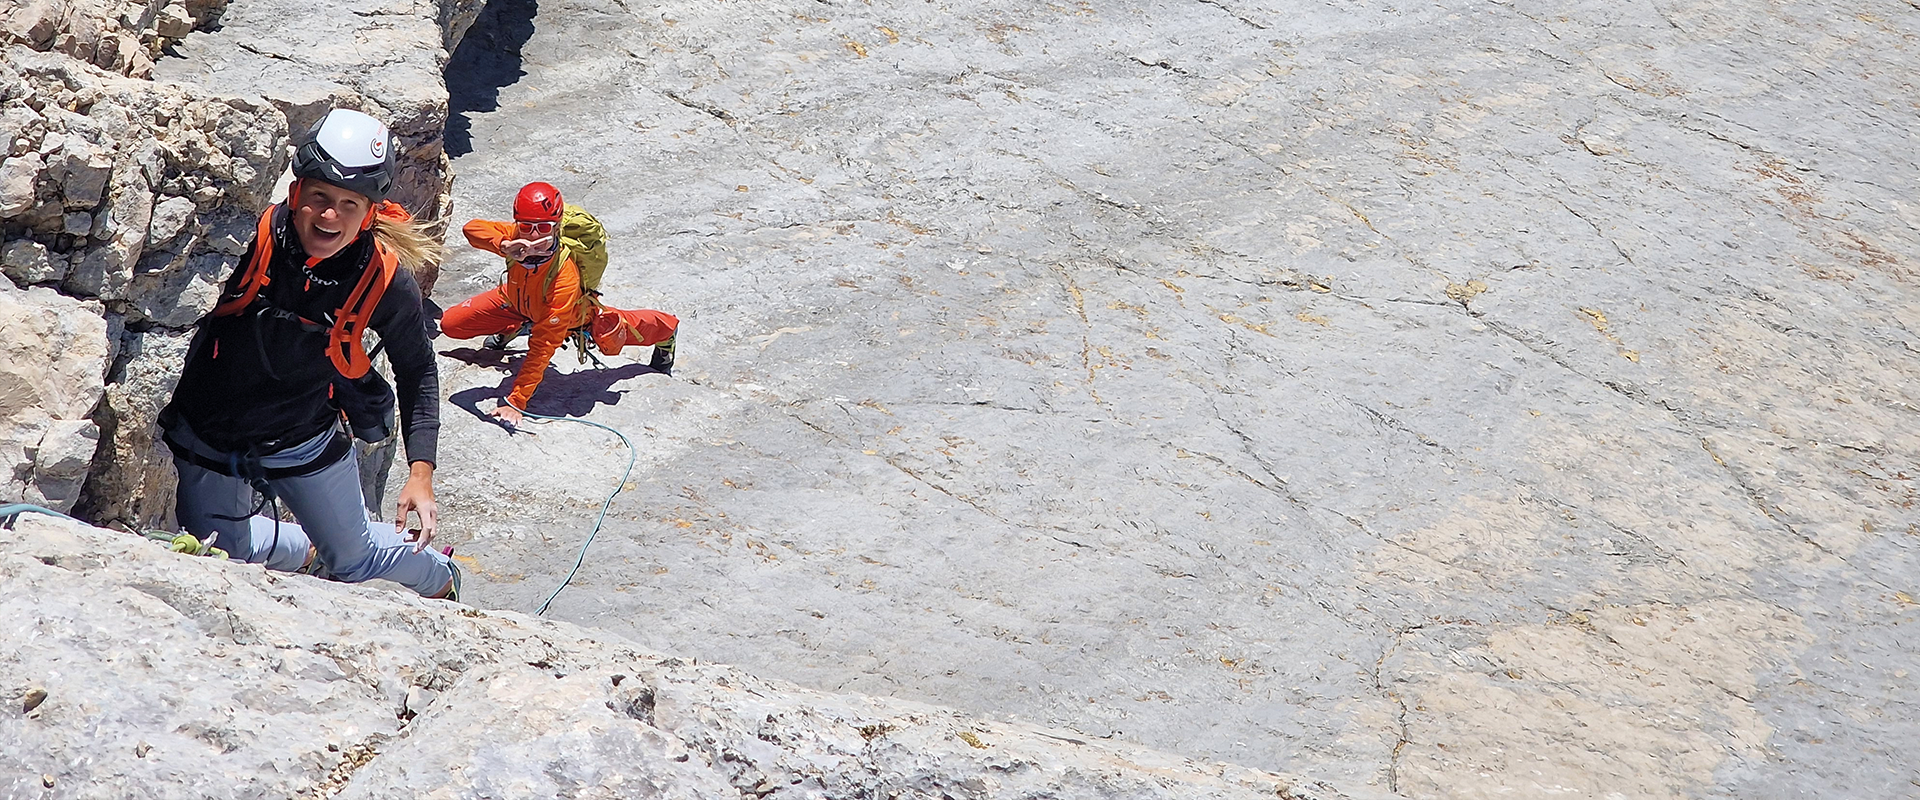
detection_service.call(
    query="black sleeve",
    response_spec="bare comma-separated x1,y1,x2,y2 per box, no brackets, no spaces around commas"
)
370,266,441,466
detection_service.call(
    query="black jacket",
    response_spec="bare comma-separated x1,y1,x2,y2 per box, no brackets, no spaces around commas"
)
164,206,440,465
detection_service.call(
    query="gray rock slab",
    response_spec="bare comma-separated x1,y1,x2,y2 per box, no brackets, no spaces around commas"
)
430,0,1920,797
0,516,1337,799
152,0,486,221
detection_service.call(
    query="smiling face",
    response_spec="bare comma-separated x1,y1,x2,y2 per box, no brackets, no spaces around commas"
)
291,179,372,260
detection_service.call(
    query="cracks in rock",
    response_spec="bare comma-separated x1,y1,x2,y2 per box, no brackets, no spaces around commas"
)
1553,197,1636,267
312,733,388,796
1538,599,1781,719
661,89,735,124
1041,259,1118,410
790,411,1009,525
1376,667,1409,795
1368,621,1485,794
1197,127,1440,282
898,398,1054,415
1686,120,1759,153
1126,55,1191,76
1353,403,1452,456
1191,0,1268,30
1366,294,1453,308
1698,437,1905,595
1466,309,1653,412
1050,172,1159,226
1705,677,1754,705
1596,69,1646,97
234,41,299,64
1375,289,1896,593
1062,233,1145,278
1193,391,1496,605
1517,489,1692,570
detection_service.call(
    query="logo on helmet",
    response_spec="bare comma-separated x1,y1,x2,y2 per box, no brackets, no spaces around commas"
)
514,181,565,223
371,138,386,159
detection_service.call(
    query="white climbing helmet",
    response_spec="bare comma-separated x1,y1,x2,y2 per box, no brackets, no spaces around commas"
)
291,108,397,201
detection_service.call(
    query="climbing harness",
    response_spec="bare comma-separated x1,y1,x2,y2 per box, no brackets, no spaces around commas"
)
564,327,609,368
516,410,638,617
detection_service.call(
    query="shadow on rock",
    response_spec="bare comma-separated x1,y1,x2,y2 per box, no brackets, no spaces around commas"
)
445,0,539,158
439,345,520,373
448,363,652,422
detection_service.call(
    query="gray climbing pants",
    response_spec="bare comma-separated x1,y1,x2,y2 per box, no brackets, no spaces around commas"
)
168,421,453,597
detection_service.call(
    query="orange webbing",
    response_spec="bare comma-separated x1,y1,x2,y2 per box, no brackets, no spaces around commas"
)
210,206,279,317
327,243,397,379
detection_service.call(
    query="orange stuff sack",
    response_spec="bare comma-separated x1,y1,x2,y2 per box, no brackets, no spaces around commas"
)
591,308,640,355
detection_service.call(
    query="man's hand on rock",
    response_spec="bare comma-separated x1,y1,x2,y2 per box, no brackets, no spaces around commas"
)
489,400,525,430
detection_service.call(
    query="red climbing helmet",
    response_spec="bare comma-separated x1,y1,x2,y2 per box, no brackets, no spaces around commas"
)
513,181,564,223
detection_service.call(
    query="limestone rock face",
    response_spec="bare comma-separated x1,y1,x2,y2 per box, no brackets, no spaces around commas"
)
0,517,1339,800
78,326,188,529
428,0,1920,796
0,0,229,78
0,42,283,529
154,0,489,294
0,285,107,512
0,45,284,311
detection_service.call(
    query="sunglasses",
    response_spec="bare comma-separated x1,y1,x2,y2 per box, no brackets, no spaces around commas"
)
515,220,557,237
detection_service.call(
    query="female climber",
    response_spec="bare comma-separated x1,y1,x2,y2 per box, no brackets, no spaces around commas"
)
158,108,459,600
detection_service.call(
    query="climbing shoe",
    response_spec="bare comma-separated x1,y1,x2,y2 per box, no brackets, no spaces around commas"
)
483,321,533,351
439,548,461,602
648,334,676,375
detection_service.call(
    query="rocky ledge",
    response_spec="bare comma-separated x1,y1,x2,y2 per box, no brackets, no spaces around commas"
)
0,515,1343,799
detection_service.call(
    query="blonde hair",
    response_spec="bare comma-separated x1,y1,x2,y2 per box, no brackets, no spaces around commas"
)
370,212,446,271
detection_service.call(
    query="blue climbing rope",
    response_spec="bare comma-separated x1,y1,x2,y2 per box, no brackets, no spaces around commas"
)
519,411,638,616
2,503,228,557
0,504,78,525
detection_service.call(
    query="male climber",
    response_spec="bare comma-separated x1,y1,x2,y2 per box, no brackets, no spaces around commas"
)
440,182,678,428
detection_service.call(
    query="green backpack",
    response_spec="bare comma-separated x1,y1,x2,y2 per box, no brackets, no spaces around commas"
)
559,204,608,292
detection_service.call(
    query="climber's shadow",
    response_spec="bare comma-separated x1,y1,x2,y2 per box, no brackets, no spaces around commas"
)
445,0,539,158
448,363,651,423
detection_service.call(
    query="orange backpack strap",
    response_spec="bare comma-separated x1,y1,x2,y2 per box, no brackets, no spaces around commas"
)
327,242,398,379
211,206,280,317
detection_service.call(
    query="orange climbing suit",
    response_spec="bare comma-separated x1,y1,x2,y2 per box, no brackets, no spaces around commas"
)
443,219,678,410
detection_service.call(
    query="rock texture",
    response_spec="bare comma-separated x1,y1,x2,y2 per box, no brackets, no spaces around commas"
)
428,0,1920,798
155,0,489,287
0,0,230,79
1,29,283,520
5,0,1918,796
2,1,280,524
0,515,1342,800
0,285,107,511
